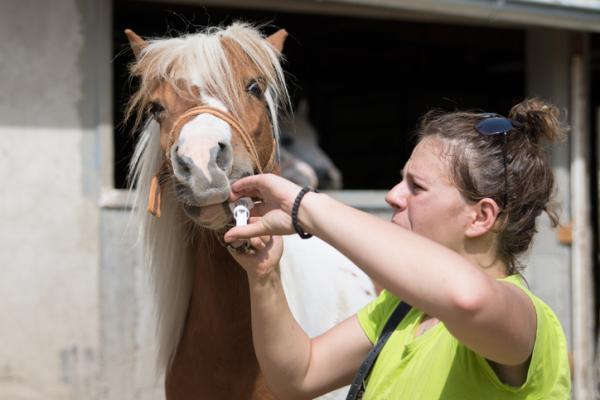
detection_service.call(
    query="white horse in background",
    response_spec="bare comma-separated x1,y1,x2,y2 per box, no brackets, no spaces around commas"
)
280,99,343,190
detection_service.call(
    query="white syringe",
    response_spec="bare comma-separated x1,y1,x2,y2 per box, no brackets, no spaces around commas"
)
229,197,254,226
227,197,254,252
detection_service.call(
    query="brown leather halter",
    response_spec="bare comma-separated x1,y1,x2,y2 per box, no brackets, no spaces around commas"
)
147,106,277,217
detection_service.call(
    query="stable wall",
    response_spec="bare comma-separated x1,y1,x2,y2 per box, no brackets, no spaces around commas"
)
0,0,108,398
524,28,573,343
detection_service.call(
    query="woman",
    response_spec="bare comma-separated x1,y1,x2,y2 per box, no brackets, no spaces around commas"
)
224,98,571,399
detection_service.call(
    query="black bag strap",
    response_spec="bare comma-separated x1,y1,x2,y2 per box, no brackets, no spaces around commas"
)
346,301,412,400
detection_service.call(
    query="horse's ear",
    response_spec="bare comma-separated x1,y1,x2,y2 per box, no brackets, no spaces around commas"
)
266,29,288,55
124,28,147,60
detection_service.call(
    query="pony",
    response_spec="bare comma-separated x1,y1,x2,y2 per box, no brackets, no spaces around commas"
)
125,23,375,399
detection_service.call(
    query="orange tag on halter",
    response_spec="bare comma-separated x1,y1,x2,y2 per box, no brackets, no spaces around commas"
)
148,174,162,218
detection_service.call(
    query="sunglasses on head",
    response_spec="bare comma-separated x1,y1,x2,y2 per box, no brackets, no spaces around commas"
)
474,113,521,208
475,113,522,136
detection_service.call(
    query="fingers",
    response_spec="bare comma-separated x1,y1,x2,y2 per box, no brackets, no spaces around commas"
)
251,202,275,217
230,173,296,199
224,221,269,242
230,173,303,211
230,174,270,200
248,235,271,251
227,235,283,280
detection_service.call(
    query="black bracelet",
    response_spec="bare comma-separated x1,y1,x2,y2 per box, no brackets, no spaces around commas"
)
291,186,316,239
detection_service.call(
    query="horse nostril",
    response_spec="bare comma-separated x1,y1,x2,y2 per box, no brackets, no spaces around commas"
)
175,153,192,175
216,142,231,171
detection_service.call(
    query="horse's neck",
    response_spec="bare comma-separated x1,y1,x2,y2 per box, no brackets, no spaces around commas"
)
165,234,273,399
190,236,249,316
184,235,253,350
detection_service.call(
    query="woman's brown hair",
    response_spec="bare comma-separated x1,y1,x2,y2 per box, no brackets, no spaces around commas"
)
417,98,567,274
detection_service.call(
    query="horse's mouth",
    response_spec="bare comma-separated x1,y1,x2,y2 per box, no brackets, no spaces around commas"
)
176,172,253,228
182,202,232,229
182,203,203,218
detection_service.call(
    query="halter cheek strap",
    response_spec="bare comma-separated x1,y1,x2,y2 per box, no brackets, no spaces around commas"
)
147,106,277,217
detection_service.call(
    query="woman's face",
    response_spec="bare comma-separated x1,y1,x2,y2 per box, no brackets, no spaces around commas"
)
385,137,473,252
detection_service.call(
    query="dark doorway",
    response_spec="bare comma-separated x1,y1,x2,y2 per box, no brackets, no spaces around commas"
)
113,1,525,189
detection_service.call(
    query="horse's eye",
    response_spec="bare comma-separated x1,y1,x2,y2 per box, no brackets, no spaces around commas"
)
148,101,165,120
247,80,263,98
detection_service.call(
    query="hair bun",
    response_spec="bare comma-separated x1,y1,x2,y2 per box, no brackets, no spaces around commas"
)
508,98,567,145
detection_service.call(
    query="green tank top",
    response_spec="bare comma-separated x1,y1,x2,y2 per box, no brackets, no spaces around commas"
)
356,275,571,399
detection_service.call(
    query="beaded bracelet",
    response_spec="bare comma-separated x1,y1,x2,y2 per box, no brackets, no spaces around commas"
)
291,186,316,239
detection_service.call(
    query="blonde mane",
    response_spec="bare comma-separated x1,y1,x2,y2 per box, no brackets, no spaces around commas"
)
126,22,289,136
127,23,289,372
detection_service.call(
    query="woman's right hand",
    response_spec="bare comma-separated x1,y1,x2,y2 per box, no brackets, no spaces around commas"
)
228,234,284,280
225,174,303,242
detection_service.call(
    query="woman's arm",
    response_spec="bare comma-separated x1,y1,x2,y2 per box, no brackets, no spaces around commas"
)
298,191,536,366
227,174,536,367
229,234,372,399
247,267,372,398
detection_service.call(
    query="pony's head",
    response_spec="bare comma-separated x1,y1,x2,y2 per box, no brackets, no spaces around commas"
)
126,23,288,229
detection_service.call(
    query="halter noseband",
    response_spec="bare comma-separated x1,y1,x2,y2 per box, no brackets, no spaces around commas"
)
147,105,277,217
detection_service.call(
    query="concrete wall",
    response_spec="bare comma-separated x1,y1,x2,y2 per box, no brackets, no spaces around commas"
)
99,208,163,400
0,0,109,398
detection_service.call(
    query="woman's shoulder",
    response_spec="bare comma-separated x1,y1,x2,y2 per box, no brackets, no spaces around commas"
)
499,274,571,393
500,274,566,340
500,275,561,325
